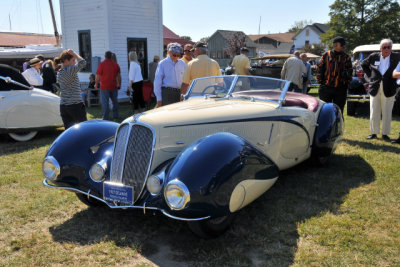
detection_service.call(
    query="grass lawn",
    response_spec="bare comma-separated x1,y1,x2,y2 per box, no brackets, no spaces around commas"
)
0,95,399,266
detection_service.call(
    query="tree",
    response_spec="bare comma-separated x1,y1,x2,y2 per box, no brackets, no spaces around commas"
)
322,0,400,51
224,32,247,58
199,36,210,44
180,36,192,41
288,20,313,33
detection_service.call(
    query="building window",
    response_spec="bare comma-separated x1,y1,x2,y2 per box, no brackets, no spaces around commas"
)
305,40,310,46
78,30,92,72
306,29,310,36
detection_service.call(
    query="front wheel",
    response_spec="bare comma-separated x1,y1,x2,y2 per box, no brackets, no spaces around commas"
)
187,213,236,239
8,131,38,141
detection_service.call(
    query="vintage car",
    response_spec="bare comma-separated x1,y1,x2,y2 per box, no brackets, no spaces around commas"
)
348,43,400,116
0,64,63,141
42,75,343,238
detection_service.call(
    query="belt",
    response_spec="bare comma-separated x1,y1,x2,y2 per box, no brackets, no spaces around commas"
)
162,87,180,91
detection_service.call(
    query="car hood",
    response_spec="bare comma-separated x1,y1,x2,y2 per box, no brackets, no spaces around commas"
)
135,98,279,128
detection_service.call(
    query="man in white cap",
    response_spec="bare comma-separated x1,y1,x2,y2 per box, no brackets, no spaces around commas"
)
21,57,43,87
154,42,186,107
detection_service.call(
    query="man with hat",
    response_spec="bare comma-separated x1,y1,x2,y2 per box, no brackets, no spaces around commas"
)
181,42,222,96
21,57,43,87
317,36,352,114
231,47,251,75
154,42,187,107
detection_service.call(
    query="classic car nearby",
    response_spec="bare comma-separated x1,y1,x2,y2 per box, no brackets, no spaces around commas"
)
0,64,63,141
42,75,343,238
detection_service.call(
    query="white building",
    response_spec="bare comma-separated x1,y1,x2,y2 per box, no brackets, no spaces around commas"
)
293,23,329,50
60,0,163,98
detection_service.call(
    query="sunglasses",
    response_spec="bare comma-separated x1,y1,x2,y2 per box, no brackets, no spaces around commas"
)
184,49,193,52
171,53,181,57
382,46,392,50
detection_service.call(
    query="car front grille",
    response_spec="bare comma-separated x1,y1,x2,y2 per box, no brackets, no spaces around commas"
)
110,123,155,202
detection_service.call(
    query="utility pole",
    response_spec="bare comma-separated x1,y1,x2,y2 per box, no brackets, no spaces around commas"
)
48,0,60,46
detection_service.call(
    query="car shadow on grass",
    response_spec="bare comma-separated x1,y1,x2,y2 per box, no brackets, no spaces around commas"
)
342,138,400,153
48,154,375,266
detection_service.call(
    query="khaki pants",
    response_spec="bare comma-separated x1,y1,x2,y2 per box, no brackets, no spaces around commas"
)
370,82,395,135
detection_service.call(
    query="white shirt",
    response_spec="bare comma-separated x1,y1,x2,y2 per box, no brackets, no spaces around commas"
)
153,57,186,101
22,67,43,86
378,54,390,76
394,61,400,85
128,61,143,83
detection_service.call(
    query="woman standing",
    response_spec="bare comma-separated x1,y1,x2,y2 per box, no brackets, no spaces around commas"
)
128,51,145,113
55,49,87,129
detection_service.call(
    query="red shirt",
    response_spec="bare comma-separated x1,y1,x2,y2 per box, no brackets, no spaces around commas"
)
96,59,120,90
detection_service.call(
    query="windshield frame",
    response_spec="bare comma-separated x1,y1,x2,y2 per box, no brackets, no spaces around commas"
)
184,75,291,107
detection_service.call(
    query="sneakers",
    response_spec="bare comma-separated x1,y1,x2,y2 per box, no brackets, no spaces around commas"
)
382,135,391,142
366,134,377,140
391,137,400,144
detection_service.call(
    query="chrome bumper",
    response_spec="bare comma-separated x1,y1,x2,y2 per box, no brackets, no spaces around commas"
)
42,179,210,222
347,94,370,102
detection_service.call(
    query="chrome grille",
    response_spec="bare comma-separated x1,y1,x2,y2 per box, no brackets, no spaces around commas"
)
110,123,155,201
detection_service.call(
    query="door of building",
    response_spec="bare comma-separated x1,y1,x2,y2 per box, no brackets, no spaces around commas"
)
127,38,148,80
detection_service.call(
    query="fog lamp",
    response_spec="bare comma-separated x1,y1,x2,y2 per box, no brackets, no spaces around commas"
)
89,160,107,182
146,175,162,195
42,156,60,181
164,179,190,210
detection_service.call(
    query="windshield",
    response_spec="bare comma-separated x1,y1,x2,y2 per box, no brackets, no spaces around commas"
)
186,75,290,103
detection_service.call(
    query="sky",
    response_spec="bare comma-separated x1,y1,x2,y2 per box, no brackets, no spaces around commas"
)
0,0,335,42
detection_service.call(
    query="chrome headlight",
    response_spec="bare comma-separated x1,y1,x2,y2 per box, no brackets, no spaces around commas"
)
146,174,163,195
164,179,190,210
89,160,107,182
42,156,60,181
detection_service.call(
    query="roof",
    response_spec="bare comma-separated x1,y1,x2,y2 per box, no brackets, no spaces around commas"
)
248,32,296,43
210,30,257,47
353,43,400,54
0,31,58,47
163,26,195,47
293,23,329,39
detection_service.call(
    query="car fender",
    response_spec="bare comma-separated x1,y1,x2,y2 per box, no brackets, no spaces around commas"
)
159,132,279,219
312,103,343,158
46,120,119,193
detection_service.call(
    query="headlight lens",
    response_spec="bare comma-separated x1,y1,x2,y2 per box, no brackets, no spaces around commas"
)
42,156,60,181
146,175,163,195
164,179,190,210
89,160,107,182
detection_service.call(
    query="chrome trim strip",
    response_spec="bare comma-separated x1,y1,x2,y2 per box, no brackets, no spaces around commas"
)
42,179,210,221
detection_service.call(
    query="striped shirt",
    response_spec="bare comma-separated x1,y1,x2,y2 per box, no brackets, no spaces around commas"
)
57,60,86,105
317,50,352,88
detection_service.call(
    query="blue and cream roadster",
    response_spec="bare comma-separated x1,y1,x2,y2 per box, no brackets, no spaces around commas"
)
43,75,343,238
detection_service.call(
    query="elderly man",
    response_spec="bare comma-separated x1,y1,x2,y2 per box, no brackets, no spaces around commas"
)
317,36,352,114
181,42,222,96
154,43,186,107
362,39,400,141
181,44,194,65
21,57,43,87
231,47,251,75
281,51,307,93
300,53,312,94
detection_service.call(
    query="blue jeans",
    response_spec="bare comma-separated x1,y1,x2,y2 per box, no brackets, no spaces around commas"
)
100,89,119,120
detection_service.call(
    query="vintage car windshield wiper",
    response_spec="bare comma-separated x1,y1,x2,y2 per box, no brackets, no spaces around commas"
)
90,136,115,153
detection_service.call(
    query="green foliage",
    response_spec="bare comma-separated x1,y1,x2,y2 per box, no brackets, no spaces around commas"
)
288,20,314,33
199,36,210,44
322,0,400,51
180,36,192,41
301,43,327,56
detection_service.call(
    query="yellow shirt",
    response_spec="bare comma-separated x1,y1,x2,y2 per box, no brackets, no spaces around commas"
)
182,55,222,86
231,54,250,75
181,56,192,65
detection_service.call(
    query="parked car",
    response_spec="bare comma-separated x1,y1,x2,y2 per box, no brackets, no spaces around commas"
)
347,43,400,116
42,75,343,238
0,64,62,141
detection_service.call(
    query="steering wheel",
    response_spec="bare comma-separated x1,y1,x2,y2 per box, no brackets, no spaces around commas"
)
201,84,227,95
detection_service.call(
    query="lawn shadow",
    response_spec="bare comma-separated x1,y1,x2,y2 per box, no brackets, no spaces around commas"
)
49,154,375,266
342,138,400,154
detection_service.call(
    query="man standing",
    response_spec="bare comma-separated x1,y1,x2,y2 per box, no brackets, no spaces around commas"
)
281,51,307,93
154,43,186,107
317,36,352,114
300,53,312,94
95,51,121,120
181,44,194,65
231,47,251,75
148,55,160,84
22,58,43,87
362,39,400,141
181,42,222,96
